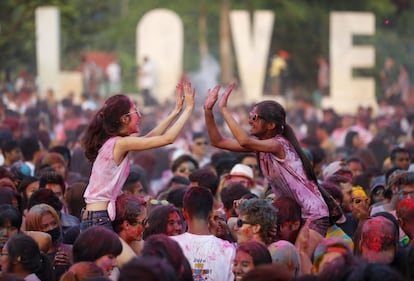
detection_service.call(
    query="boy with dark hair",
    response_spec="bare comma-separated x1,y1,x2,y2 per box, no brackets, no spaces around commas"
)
171,186,235,281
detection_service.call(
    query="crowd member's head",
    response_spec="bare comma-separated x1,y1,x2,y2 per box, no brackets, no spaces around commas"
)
189,168,219,197
19,136,41,164
344,262,405,281
393,171,414,201
190,132,210,167
38,170,66,203
143,204,183,240
312,237,353,275
346,156,364,178
390,147,411,171
122,170,146,198
112,194,147,243
119,256,178,281
73,226,122,276
240,263,293,281
27,188,63,216
165,186,189,210
171,154,199,179
268,240,300,279
220,183,251,219
235,199,277,245
182,186,213,223
237,153,261,180
396,198,414,241
1,233,54,281
357,216,399,264
1,139,21,168
272,196,302,244
232,240,272,281
64,181,87,220
369,176,386,206
0,187,22,214
60,262,105,281
141,234,192,281
39,152,67,179
17,176,39,211
351,186,370,220
223,164,255,190
208,208,230,241
25,203,62,245
0,205,21,249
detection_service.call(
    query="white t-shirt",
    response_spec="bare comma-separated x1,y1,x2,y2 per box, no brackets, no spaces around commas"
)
171,232,236,281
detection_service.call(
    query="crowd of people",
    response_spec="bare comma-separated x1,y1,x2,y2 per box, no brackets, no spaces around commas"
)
1,66,414,281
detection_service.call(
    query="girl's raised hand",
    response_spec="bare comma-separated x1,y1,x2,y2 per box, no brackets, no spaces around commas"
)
219,82,236,109
174,82,185,112
204,85,221,110
183,80,195,109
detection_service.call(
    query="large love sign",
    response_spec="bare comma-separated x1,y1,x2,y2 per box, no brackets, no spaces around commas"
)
35,7,376,113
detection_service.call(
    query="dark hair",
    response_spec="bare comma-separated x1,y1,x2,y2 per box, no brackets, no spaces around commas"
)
390,147,410,163
143,205,182,240
1,139,19,153
165,186,189,209
6,233,54,281
113,194,146,234
38,170,66,195
141,234,192,281
192,132,206,140
0,187,23,214
60,261,104,281
27,188,63,212
49,145,72,168
238,199,278,244
241,263,293,281
256,100,317,184
272,196,302,226
220,183,251,211
123,170,142,193
0,204,22,230
171,154,199,173
19,136,40,161
183,186,213,220
188,168,219,196
17,176,39,210
119,256,179,281
73,226,122,263
345,262,404,281
65,181,87,219
81,95,131,162
320,181,343,205
237,241,272,266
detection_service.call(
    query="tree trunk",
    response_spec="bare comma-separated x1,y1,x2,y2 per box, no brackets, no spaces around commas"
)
219,0,233,84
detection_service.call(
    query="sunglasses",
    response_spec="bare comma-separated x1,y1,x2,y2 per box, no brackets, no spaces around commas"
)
195,141,209,146
131,218,147,227
149,199,170,206
125,109,142,117
236,218,254,228
178,167,195,173
249,113,264,122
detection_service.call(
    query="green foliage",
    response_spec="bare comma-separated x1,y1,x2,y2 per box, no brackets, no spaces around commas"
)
1,0,412,98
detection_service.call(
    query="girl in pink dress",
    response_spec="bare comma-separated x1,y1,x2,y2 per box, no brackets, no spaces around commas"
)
204,83,329,257
80,81,195,231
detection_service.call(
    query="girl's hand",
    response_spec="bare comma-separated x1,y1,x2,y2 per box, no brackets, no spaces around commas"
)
183,80,195,109
219,83,236,109
174,82,184,112
204,85,221,110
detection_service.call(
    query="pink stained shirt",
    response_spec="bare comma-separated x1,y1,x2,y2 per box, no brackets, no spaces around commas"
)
83,136,130,221
259,135,329,220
